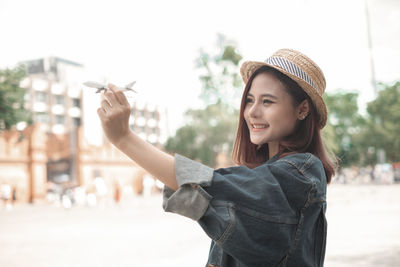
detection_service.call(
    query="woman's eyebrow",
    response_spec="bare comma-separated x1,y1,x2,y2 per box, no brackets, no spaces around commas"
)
247,93,278,100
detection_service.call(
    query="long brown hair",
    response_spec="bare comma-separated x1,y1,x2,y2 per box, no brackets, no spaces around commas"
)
232,66,336,183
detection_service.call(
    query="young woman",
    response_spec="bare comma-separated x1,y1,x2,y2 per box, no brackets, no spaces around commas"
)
97,49,336,267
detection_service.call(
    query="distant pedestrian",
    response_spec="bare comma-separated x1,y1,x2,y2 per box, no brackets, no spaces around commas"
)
1,183,11,206
114,183,121,203
94,176,108,206
11,186,17,204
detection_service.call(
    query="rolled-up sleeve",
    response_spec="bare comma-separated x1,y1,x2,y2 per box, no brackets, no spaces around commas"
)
162,154,214,220
162,153,322,266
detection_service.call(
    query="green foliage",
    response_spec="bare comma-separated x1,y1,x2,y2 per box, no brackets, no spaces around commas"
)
0,66,30,131
323,91,366,166
165,34,242,167
363,82,400,162
324,82,400,166
164,125,198,160
165,101,238,167
195,34,243,107
321,122,338,157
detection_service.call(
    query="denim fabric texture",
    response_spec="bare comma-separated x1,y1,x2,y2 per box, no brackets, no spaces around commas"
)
163,152,327,267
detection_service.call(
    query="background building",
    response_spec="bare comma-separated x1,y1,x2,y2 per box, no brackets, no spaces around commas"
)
20,56,164,145
129,101,162,146
20,57,84,134
0,57,166,201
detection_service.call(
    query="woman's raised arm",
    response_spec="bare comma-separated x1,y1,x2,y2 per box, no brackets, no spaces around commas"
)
96,84,178,191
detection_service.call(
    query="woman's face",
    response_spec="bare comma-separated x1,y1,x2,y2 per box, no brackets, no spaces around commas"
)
244,72,301,148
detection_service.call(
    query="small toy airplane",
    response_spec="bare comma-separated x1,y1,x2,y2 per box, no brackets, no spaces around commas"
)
83,81,137,94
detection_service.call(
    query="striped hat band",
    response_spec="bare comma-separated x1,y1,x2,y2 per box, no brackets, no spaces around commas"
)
264,56,319,95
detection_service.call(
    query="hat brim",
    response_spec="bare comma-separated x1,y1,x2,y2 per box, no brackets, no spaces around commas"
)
240,61,327,128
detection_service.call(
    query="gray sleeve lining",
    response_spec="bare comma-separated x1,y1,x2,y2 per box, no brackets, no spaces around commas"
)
162,154,214,221
174,153,214,187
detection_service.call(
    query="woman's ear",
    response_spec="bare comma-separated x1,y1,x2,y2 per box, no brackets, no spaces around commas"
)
297,99,310,120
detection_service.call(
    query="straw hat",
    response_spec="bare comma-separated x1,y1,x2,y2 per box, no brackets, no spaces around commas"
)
240,49,327,128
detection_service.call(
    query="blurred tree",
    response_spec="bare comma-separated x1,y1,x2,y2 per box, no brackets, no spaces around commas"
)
323,91,365,166
0,65,31,131
363,81,400,163
195,33,243,107
321,122,338,158
165,34,242,167
164,125,198,160
165,102,238,167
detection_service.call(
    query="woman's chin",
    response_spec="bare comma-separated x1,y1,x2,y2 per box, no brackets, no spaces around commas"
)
250,139,266,146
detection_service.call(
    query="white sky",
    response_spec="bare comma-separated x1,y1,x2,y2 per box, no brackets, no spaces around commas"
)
1,0,399,138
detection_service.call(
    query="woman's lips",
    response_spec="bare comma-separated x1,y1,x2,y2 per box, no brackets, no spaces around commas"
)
250,123,268,132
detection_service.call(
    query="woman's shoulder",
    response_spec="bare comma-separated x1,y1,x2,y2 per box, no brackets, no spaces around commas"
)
270,152,326,184
276,152,321,167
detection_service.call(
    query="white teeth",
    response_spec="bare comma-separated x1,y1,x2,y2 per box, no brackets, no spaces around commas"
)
252,124,267,129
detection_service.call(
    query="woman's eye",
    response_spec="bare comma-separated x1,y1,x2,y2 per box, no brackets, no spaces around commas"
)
263,99,274,104
245,98,253,104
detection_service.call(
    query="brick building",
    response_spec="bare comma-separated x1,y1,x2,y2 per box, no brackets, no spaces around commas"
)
0,57,166,202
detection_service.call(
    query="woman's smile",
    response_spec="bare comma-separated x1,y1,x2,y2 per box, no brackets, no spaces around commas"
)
250,123,269,132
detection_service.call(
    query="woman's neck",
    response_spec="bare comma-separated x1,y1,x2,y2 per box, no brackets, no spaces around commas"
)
268,142,279,159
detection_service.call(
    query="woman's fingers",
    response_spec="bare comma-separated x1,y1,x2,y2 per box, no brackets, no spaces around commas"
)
100,98,112,114
108,83,130,107
97,107,106,120
104,90,119,107
98,84,131,135
97,85,131,146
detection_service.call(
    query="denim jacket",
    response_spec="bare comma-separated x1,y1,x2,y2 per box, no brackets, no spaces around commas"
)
163,152,327,267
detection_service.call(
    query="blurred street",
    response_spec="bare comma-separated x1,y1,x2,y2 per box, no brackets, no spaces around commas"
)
1,184,400,267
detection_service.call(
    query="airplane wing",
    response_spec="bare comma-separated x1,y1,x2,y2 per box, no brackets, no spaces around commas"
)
125,81,136,89
83,81,107,89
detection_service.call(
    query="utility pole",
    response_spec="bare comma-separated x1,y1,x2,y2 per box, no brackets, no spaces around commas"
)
365,0,378,96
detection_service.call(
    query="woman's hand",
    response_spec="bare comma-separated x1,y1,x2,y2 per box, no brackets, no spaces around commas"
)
97,84,132,148
97,83,178,190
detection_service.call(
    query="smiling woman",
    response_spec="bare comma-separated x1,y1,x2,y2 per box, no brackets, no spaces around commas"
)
97,48,337,267
243,71,303,157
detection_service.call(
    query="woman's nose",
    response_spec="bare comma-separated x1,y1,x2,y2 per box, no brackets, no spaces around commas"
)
248,103,261,117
